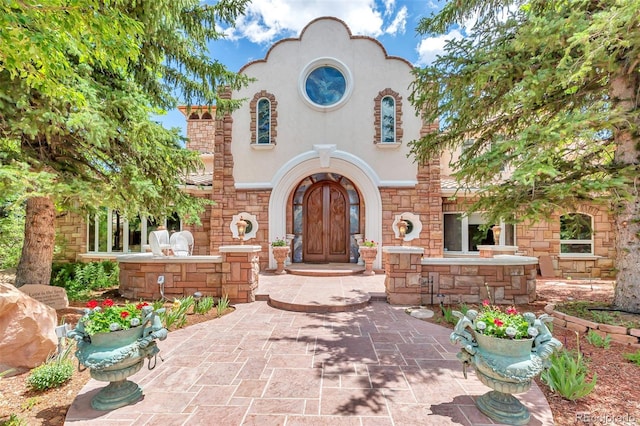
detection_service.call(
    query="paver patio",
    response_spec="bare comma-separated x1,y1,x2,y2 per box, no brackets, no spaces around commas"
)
64,274,553,425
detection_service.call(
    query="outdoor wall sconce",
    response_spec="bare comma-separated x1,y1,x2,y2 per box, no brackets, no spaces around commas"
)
392,212,422,243
236,216,247,245
492,225,502,245
398,217,408,239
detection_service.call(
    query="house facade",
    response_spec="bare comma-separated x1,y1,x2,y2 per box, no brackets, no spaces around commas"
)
55,17,616,280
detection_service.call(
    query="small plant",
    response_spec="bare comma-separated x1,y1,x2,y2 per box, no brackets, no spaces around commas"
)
21,397,39,411
585,330,611,349
540,332,596,400
361,239,377,247
26,347,74,391
623,350,640,366
160,297,193,329
590,310,618,325
80,299,150,335
194,296,215,315
1,414,26,426
217,294,230,317
441,305,458,326
271,238,287,247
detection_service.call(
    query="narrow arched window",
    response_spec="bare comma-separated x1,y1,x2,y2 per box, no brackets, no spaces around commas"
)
257,98,271,144
381,96,395,142
560,213,593,255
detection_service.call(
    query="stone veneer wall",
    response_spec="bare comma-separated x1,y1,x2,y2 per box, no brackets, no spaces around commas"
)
424,262,537,305
54,211,86,262
516,204,615,279
383,247,537,306
118,248,260,304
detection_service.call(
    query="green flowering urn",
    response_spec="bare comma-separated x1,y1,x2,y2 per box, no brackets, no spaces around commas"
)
68,305,168,410
450,309,562,425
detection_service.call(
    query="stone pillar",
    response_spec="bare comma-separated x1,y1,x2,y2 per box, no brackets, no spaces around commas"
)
382,246,424,305
219,245,261,303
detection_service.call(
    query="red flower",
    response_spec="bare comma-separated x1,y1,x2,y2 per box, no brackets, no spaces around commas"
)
506,307,518,315
493,318,504,327
120,311,130,319
103,299,114,307
482,299,490,307
86,300,98,309
136,302,149,310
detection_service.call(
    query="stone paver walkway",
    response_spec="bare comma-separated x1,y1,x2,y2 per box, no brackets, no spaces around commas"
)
65,276,553,425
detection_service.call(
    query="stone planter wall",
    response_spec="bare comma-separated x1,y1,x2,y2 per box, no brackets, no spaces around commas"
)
118,246,260,304
545,304,640,347
382,247,538,306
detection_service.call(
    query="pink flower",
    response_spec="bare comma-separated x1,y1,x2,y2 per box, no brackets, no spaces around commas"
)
506,307,518,315
120,311,130,319
482,299,490,307
136,302,149,310
493,318,504,327
102,299,114,307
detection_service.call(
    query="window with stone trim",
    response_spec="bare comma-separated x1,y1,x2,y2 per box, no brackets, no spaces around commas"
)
374,89,402,144
560,213,593,255
250,91,277,145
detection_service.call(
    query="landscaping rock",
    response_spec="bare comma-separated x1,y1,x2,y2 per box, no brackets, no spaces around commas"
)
0,283,58,371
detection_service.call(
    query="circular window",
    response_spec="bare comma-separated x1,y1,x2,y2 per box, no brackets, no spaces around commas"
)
299,58,353,111
305,66,346,106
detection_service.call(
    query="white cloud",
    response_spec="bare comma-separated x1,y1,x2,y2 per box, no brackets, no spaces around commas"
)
384,5,407,35
224,0,409,44
415,29,463,66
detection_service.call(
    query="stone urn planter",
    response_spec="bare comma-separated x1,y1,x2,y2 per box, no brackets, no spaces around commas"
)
272,246,290,274
358,245,378,276
450,307,562,425
68,304,168,410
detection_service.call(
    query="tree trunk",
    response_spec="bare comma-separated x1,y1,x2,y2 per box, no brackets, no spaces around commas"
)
14,197,56,288
611,71,640,313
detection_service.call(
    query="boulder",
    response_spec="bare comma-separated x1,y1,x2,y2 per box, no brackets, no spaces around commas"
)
0,282,58,371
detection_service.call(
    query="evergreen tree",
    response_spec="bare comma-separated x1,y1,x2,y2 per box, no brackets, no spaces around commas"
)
410,0,640,311
0,0,250,286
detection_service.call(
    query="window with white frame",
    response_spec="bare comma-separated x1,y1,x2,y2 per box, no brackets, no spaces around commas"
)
87,208,180,253
560,213,593,255
443,212,514,253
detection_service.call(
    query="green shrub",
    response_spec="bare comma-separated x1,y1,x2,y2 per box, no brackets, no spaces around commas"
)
623,350,640,366
50,261,118,301
541,348,596,400
0,198,24,269
585,330,611,349
194,296,214,315
26,347,74,391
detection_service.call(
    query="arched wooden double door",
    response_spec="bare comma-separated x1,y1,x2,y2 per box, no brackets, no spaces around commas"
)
303,182,350,263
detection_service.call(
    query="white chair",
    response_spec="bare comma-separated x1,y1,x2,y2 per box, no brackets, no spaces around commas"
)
170,232,190,257
149,230,171,256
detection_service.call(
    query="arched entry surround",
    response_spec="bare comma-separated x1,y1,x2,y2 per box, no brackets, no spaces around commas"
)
268,147,383,269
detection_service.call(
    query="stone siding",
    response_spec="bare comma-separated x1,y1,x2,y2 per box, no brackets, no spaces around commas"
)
54,211,86,262
118,249,260,304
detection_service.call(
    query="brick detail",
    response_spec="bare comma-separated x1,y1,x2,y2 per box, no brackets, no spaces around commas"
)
118,251,260,304
178,106,216,153
373,89,403,144
54,211,86,262
249,91,277,145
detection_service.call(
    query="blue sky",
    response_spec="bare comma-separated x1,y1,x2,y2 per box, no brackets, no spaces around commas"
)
159,0,458,133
